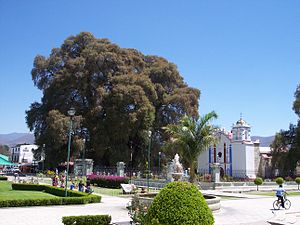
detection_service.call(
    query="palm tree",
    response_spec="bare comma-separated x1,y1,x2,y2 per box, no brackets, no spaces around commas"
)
164,111,218,182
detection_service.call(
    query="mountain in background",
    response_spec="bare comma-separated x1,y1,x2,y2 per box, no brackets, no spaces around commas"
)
0,133,274,148
252,135,275,147
0,133,35,147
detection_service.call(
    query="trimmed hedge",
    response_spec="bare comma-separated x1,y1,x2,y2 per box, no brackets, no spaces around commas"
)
88,175,129,189
0,176,8,181
275,177,284,185
0,183,101,207
12,183,45,191
254,177,263,191
295,177,300,190
62,215,111,225
145,181,214,225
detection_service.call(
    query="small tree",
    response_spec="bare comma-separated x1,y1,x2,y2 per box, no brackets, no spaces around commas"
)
145,181,214,225
164,112,218,182
275,177,284,185
295,177,300,190
254,177,263,191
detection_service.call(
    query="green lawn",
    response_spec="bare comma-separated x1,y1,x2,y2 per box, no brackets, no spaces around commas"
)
93,186,158,196
0,181,58,200
249,191,300,197
93,187,124,196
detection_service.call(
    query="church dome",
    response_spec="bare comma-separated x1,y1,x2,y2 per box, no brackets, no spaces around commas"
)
236,118,246,125
234,117,250,128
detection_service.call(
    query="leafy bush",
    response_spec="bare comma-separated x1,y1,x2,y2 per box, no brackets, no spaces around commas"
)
3,183,101,207
275,177,284,185
145,181,214,225
0,176,8,181
12,183,45,191
254,177,263,191
128,193,150,224
88,174,129,189
295,177,300,190
62,215,111,225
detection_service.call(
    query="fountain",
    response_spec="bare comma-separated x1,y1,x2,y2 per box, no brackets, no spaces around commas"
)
134,154,221,212
171,153,184,181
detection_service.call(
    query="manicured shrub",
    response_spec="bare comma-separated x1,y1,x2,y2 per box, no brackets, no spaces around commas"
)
275,177,284,185
62,215,111,225
254,177,263,191
295,177,300,190
145,181,214,225
12,183,45,191
88,174,129,189
4,183,101,207
0,176,8,181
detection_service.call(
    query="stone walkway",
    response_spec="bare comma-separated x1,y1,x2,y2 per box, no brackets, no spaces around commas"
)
0,188,299,225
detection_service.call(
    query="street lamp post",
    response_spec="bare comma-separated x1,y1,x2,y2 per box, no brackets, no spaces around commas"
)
147,131,152,192
158,151,161,177
82,138,86,177
42,144,45,172
129,142,133,184
65,107,75,197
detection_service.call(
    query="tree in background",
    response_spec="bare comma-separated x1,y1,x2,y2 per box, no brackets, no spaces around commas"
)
271,84,300,177
26,32,200,168
163,112,218,182
0,145,10,157
270,124,296,176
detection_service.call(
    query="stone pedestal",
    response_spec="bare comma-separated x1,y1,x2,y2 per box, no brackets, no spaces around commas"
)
74,159,93,176
117,162,125,176
211,163,221,184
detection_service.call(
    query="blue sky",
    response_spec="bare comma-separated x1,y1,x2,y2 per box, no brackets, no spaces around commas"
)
0,0,299,136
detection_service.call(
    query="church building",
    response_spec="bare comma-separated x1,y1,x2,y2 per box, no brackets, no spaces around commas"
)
197,117,272,179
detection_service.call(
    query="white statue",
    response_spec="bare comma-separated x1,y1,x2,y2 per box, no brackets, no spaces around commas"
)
171,154,183,181
173,154,183,173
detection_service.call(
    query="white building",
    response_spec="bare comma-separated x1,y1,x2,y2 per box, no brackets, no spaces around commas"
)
197,117,272,179
10,144,39,164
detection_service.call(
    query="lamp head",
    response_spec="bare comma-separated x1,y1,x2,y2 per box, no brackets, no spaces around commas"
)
148,130,152,137
68,107,76,116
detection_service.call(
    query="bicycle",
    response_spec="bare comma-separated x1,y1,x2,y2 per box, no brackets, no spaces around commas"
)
273,194,291,210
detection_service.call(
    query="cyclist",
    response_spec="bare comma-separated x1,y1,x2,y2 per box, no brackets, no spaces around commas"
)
275,184,287,208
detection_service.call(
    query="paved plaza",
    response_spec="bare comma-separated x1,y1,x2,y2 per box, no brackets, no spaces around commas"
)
0,190,299,225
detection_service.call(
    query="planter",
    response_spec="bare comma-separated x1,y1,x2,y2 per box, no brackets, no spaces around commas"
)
136,192,221,212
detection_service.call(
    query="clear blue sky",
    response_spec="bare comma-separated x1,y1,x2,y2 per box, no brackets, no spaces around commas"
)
0,0,299,136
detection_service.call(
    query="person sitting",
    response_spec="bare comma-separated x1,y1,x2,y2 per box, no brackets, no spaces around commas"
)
276,184,287,208
140,187,146,193
70,182,75,191
85,178,93,194
78,180,84,192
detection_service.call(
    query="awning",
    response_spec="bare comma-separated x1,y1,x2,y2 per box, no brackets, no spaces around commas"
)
0,157,16,166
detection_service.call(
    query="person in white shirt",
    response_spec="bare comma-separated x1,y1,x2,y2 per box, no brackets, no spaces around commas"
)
275,184,286,208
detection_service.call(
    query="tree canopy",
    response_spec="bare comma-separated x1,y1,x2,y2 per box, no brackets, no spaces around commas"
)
0,145,10,157
271,84,300,177
163,112,218,182
26,32,200,168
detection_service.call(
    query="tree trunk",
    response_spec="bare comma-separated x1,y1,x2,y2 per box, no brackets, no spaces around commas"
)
189,161,196,183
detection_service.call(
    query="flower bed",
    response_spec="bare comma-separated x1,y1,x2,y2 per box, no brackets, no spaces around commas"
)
88,174,129,189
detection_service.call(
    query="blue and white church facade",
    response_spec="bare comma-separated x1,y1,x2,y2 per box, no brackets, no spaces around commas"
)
197,117,271,179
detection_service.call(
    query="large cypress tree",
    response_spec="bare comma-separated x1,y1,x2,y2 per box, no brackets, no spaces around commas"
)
26,32,200,168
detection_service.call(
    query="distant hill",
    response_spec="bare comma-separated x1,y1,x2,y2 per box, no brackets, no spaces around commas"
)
0,133,35,147
252,135,275,147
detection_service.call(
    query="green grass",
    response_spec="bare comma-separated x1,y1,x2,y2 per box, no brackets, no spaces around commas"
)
93,186,159,196
249,191,300,197
93,187,124,196
0,181,58,200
